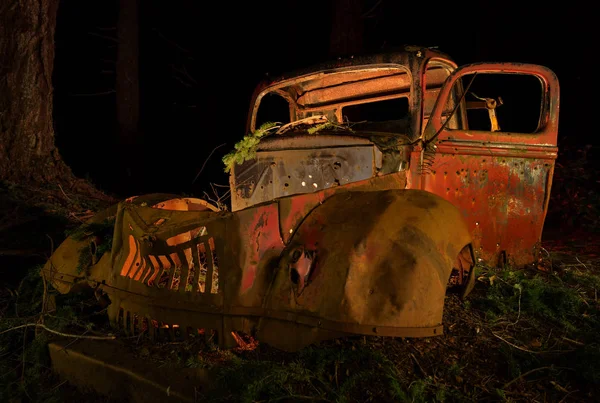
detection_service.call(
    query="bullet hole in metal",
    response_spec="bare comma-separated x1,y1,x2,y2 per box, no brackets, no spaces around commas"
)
290,268,299,284
291,248,303,263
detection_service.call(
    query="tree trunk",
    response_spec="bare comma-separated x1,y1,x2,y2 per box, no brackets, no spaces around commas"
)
329,0,364,57
116,0,140,157
0,0,70,184
0,0,111,204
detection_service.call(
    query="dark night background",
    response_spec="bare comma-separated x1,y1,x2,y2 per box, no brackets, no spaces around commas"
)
52,0,596,200
3,3,600,401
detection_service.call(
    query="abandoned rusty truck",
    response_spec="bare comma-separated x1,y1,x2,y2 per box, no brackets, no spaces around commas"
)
44,47,559,351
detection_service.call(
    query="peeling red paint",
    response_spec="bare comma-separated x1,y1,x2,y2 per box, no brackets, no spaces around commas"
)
417,63,559,266
240,204,283,293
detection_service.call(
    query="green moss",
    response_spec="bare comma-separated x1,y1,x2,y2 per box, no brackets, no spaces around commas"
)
66,218,115,241
222,122,281,173
307,121,334,134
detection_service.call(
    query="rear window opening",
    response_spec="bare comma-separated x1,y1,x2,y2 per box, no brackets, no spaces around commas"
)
341,97,410,134
342,97,409,123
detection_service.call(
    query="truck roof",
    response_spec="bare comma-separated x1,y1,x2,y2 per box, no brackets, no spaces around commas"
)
261,46,454,86
246,46,456,133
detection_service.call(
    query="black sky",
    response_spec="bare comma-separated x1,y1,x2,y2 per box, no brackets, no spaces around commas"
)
52,0,595,198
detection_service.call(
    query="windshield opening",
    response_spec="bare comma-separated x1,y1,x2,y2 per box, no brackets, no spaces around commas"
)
251,66,412,134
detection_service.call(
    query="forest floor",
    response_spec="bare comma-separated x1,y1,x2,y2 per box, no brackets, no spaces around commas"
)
0,148,598,402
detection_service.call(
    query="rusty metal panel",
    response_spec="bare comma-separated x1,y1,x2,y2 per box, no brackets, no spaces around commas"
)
278,172,407,243
412,146,556,266
231,143,378,211
230,134,391,211
415,63,560,266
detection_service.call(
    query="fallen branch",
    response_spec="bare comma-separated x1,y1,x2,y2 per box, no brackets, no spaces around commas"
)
575,256,589,269
504,366,554,388
492,332,540,354
562,337,584,346
57,183,72,202
491,332,574,355
551,380,570,393
0,323,116,340
558,388,579,403
410,353,428,377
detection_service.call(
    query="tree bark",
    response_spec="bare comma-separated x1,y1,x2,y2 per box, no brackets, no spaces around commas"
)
0,0,70,184
0,0,111,204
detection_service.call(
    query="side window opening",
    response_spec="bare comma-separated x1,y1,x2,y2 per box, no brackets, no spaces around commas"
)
447,73,543,133
255,92,291,129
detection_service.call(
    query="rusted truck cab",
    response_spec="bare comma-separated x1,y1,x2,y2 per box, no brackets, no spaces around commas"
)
44,47,559,351
232,47,559,267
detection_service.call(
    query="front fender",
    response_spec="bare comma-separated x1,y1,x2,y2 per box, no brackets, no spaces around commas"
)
258,189,473,350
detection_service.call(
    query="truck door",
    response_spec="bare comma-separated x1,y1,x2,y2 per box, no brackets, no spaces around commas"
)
411,63,559,267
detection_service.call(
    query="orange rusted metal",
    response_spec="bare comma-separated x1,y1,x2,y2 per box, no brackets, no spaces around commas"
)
417,63,559,266
43,47,558,351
